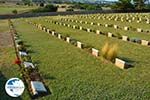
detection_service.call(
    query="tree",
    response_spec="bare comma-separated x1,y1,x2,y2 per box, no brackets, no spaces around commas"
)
133,0,146,9
12,10,18,15
40,3,44,7
32,4,58,13
22,0,31,6
111,0,135,10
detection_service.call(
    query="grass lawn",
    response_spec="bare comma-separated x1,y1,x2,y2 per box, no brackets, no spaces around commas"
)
0,5,37,15
50,17,150,40
30,17,150,68
10,14,150,100
0,19,24,100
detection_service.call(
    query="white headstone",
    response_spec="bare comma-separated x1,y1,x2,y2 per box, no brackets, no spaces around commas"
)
92,48,99,57
124,27,129,31
108,32,113,37
96,30,100,34
23,62,35,68
58,34,61,39
122,36,128,41
47,29,50,33
137,28,143,32
141,40,149,46
79,26,82,30
66,37,70,43
73,25,76,29
31,81,47,95
52,31,55,36
114,25,118,29
115,58,126,69
19,51,28,56
105,24,108,27
68,24,70,27
87,28,90,32
77,41,83,49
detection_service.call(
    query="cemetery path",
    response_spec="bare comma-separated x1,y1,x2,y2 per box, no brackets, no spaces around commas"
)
0,32,13,47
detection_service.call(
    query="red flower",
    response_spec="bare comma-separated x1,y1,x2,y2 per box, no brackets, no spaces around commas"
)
14,58,21,65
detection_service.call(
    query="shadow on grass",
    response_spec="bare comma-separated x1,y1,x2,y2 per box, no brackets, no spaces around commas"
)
27,49,36,54
24,44,31,48
34,60,41,65
42,73,56,80
119,57,135,63
0,71,22,100
118,57,135,68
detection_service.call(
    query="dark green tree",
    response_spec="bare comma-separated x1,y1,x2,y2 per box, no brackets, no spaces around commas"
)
22,0,31,5
133,0,147,9
12,10,18,15
111,0,135,10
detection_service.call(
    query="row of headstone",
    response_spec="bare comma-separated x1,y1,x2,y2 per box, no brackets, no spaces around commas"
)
22,20,49,98
61,18,149,33
79,14,150,24
53,20,150,47
97,15,147,24
36,20,133,69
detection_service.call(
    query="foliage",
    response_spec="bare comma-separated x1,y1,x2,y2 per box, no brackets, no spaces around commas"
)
40,3,44,7
133,0,146,10
73,3,102,10
111,0,135,10
66,8,74,11
12,9,18,14
101,42,118,62
112,0,150,10
22,0,32,6
32,4,57,13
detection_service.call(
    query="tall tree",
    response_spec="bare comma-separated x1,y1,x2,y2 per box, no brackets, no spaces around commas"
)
22,0,31,5
133,0,147,9
112,0,135,10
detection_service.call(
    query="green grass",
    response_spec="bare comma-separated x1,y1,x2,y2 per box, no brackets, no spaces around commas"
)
0,5,37,15
0,19,23,100
30,18,150,68
1,13,150,99
50,17,150,40
0,20,9,32
10,14,150,99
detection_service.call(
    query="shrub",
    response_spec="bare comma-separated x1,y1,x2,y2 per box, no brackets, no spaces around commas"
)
32,4,58,13
106,44,118,62
18,46,27,52
12,10,18,14
101,42,118,62
101,42,109,58
66,8,74,11
40,3,44,7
